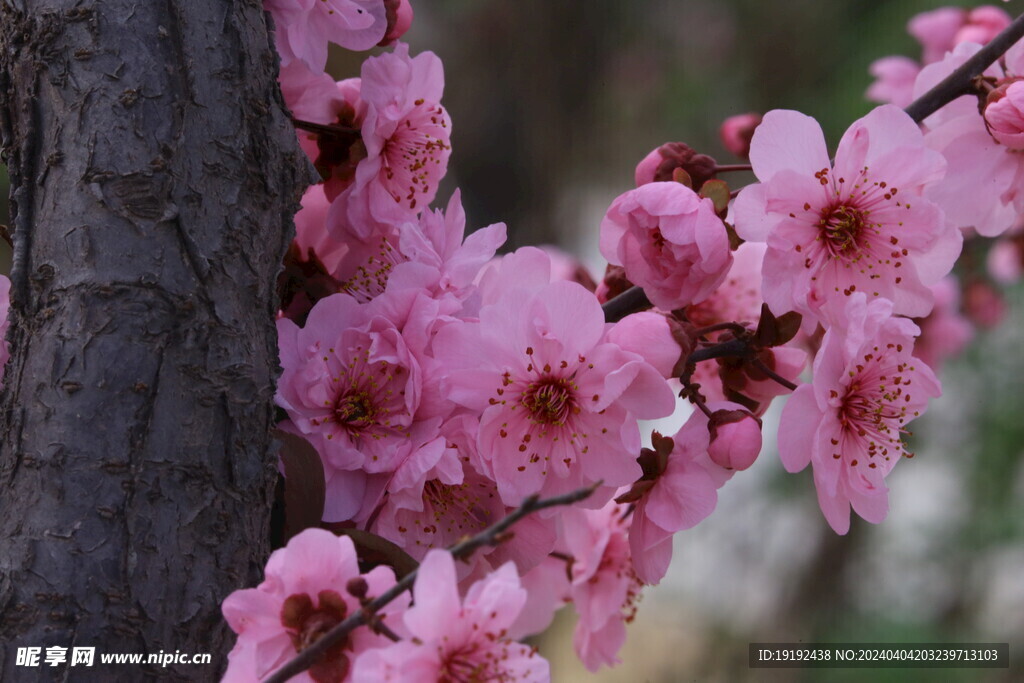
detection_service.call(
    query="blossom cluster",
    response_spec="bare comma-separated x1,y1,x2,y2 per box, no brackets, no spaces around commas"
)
218,2,1023,681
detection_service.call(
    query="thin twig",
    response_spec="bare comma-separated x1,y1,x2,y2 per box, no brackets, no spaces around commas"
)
262,483,601,683
713,163,753,173
750,357,799,391
905,11,1024,123
290,117,359,137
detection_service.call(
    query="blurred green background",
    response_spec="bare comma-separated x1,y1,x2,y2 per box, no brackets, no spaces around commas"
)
3,1,1021,680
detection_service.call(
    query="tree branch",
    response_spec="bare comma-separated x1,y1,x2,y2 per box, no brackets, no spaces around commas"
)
601,285,651,322
905,11,1024,123
262,482,601,683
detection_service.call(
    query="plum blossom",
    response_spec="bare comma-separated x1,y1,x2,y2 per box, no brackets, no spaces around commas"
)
562,502,643,671
276,292,441,479
867,5,1011,106
370,415,556,574
866,56,921,108
434,259,676,507
605,311,684,379
733,105,960,327
222,529,406,682
621,417,719,585
779,294,941,534
600,181,733,311
279,62,366,199
914,42,1024,236
331,43,452,237
351,550,550,682
266,0,388,71
332,190,505,308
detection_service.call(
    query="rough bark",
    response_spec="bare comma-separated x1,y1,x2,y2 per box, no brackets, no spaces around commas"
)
0,1,310,680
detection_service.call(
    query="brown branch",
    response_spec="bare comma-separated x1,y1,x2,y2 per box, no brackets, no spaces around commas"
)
290,116,360,137
601,285,651,322
904,11,1024,123
262,482,601,683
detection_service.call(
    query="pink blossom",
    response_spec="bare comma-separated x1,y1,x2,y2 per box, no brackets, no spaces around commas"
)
779,294,941,534
908,7,970,64
294,185,348,276
953,6,1012,48
538,245,599,291
331,43,452,236
868,6,1010,106
719,112,762,158
0,274,9,388
733,105,960,327
562,503,643,671
279,62,366,199
632,142,718,189
276,293,442,480
508,556,572,640
866,56,920,108
984,81,1024,149
370,416,556,573
913,276,974,372
914,43,1024,237
351,550,550,682
624,416,719,585
606,311,683,379
266,0,388,71
600,181,733,311
329,190,505,313
222,529,406,682
434,276,676,507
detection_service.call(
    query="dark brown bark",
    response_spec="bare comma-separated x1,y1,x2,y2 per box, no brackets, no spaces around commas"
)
0,1,310,680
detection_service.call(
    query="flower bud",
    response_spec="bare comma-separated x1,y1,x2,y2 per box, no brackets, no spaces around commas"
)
718,113,761,158
380,0,414,46
984,80,1024,150
707,409,762,471
346,576,369,600
633,142,717,190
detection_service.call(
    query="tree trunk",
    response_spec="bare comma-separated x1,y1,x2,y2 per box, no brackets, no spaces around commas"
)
0,1,309,679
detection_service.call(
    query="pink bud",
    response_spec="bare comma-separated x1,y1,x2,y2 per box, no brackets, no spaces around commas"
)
380,0,414,46
707,409,762,471
984,80,1024,150
718,113,761,158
